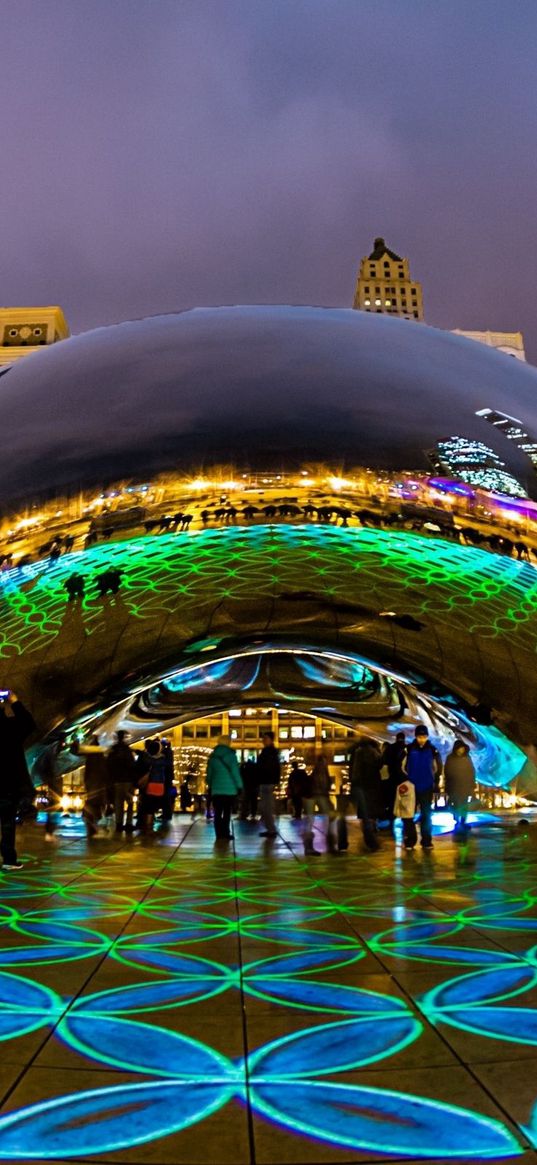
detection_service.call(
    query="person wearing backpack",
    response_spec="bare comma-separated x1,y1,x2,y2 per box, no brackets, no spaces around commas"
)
206,736,242,841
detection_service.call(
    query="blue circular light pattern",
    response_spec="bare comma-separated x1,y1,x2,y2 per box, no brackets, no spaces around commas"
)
0,844,534,1159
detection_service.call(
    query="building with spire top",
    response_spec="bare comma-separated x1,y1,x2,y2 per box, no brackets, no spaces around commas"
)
352,237,424,321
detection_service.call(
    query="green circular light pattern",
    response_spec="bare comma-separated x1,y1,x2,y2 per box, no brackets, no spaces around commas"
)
1,524,536,662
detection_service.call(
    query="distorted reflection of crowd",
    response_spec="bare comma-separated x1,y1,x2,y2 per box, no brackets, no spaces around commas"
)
0,698,478,870
3,488,536,580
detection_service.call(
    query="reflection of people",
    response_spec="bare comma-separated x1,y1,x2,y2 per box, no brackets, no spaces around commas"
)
445,740,475,832
257,731,280,838
64,573,85,602
38,733,68,841
349,737,383,851
206,736,242,841
240,758,258,820
160,739,176,822
179,776,193,813
78,736,108,838
402,725,442,850
287,760,308,819
0,692,35,869
381,732,407,834
137,739,167,834
303,749,337,854
107,731,136,833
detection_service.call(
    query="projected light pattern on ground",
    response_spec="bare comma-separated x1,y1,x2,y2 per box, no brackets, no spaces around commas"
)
0,819,536,1159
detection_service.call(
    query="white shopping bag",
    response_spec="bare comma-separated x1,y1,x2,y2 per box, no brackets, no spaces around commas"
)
394,781,416,819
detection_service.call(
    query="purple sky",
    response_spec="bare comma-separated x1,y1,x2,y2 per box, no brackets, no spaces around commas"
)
3,1,537,357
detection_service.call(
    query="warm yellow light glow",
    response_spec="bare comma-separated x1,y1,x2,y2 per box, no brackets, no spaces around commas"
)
16,515,42,529
191,479,211,490
328,476,352,491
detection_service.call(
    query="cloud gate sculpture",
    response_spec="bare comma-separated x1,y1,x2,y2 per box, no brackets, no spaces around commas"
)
1,306,537,788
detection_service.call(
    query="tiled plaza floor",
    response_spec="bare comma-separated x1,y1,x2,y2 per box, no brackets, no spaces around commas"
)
0,813,537,1163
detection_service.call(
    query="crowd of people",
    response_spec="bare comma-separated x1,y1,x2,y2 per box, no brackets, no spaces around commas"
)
203,724,476,854
0,691,478,869
37,729,176,843
3,484,537,580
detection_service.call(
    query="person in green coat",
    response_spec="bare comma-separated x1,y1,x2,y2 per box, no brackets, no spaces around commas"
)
206,736,243,841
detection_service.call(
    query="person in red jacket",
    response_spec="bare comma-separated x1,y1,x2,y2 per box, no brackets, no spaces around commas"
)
0,691,35,870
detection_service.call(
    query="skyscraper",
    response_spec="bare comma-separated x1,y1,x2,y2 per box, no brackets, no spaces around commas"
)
352,237,424,321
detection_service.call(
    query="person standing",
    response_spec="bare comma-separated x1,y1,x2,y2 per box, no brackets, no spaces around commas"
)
206,736,242,841
78,735,108,838
402,725,442,850
287,759,308,820
179,773,193,814
239,756,259,821
381,731,407,834
349,736,383,851
257,731,280,838
37,733,68,841
106,731,136,833
0,692,35,870
160,738,176,823
444,739,475,833
137,739,167,834
303,749,337,854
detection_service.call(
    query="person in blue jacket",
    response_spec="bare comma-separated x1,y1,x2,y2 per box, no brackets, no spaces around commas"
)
206,736,243,841
402,724,442,850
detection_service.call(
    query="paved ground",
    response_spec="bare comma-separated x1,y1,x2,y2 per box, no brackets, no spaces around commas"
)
0,813,536,1163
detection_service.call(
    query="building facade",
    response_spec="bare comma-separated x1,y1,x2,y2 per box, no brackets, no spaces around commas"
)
428,435,526,496
0,306,69,366
352,237,424,320
452,329,526,361
476,408,537,471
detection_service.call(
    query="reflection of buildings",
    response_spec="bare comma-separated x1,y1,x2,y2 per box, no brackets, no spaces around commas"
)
453,329,526,361
352,237,424,320
353,238,531,497
0,305,69,367
428,436,526,497
171,708,356,793
476,408,537,471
